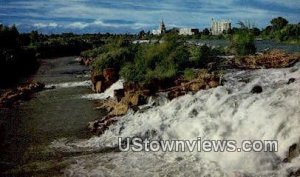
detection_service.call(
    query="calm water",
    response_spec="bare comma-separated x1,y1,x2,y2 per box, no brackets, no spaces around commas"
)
190,39,300,53
0,57,102,176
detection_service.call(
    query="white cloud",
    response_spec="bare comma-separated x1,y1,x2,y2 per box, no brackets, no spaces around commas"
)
66,22,89,29
33,22,58,28
2,0,299,33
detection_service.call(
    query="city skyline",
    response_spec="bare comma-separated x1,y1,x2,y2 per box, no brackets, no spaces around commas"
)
0,0,299,34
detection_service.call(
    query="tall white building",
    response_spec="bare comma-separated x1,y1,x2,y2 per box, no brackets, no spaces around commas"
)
211,19,231,35
179,28,199,35
152,20,166,35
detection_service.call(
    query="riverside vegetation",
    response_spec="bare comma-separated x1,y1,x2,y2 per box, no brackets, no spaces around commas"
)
1,16,298,87
0,25,134,106
79,25,299,135
0,16,299,123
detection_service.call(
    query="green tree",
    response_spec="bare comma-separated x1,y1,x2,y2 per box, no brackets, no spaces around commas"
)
271,17,288,30
251,27,261,36
202,28,210,35
138,30,146,39
29,30,40,45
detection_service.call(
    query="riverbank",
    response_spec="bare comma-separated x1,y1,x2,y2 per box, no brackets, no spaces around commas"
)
0,56,102,176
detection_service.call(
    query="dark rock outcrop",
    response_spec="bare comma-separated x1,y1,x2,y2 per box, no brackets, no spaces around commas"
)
88,115,120,135
168,89,186,100
103,68,118,83
95,81,103,93
287,78,296,85
114,89,125,102
79,57,92,66
231,50,300,69
89,70,221,135
91,68,119,93
283,143,300,163
0,82,45,107
251,85,263,94
166,73,220,99
288,168,300,177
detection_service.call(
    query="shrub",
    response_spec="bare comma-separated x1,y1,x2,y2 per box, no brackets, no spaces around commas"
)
145,60,178,82
166,46,189,70
81,47,106,58
91,47,133,72
183,68,198,81
118,37,218,85
229,31,256,55
189,45,213,67
120,63,145,83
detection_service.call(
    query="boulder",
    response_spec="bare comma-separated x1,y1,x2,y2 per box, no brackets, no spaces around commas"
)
287,78,296,85
84,59,91,66
110,103,129,116
91,69,119,93
288,169,300,177
114,89,125,102
91,72,104,86
124,82,140,92
103,68,118,83
95,81,103,93
100,99,130,117
283,143,300,163
251,85,263,94
30,82,45,92
121,91,147,107
91,72,104,92
0,81,44,108
46,86,56,90
168,89,185,100
79,58,85,65
88,116,119,135
188,82,205,92
208,80,219,88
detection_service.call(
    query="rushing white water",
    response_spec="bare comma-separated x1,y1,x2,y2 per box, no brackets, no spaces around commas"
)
52,63,300,177
74,57,81,62
81,79,124,100
45,80,92,89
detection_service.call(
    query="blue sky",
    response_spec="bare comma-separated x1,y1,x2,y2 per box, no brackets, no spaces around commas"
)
0,0,299,34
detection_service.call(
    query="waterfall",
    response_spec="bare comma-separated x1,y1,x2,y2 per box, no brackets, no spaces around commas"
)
52,62,300,177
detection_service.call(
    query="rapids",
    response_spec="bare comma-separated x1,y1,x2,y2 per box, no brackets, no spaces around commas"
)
51,62,300,176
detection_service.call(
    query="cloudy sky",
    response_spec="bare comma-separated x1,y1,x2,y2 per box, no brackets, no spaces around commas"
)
0,0,299,34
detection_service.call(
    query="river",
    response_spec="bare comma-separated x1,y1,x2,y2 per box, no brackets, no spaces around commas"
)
189,39,300,53
52,61,300,177
0,41,300,176
0,57,103,176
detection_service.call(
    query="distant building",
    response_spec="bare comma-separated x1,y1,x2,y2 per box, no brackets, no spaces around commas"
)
132,40,150,44
211,19,231,35
179,28,199,35
152,20,167,35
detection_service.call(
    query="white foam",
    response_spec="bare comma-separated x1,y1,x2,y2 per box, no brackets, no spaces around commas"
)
81,79,124,100
74,57,81,62
52,63,300,176
45,80,92,89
